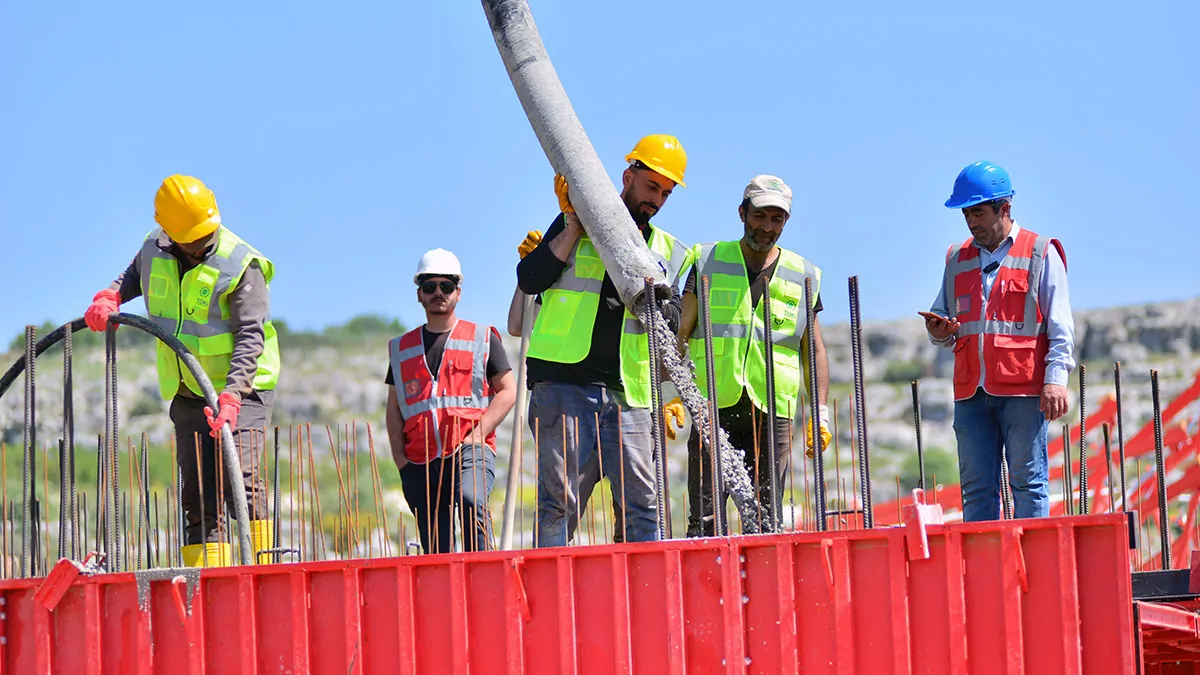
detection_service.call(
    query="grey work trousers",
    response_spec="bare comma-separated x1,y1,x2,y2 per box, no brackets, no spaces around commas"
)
169,390,275,544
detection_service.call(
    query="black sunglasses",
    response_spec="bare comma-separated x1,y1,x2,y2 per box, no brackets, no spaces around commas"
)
419,279,458,295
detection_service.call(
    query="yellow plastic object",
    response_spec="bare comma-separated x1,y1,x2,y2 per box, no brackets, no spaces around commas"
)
250,519,274,564
181,542,232,568
154,174,221,243
625,134,688,187
662,397,686,441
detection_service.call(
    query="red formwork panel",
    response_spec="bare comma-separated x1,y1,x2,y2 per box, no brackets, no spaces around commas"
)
0,514,1135,674
1137,599,1200,674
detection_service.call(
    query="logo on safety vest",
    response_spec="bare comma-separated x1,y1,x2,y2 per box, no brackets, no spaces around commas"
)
404,379,421,398
955,295,971,315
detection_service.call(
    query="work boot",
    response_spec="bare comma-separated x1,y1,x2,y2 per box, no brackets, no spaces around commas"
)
181,542,232,568
250,519,275,564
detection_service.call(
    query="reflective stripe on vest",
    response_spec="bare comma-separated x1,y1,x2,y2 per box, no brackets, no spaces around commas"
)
689,241,821,415
943,228,1060,401
528,224,692,408
139,227,281,400
388,320,495,463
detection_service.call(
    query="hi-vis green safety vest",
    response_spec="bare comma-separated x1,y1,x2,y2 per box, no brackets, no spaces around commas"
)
139,227,281,400
527,223,692,408
689,241,821,415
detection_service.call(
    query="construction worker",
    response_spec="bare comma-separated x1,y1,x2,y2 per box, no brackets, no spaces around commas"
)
922,161,1075,521
516,134,693,546
385,249,516,554
678,175,831,535
83,174,280,567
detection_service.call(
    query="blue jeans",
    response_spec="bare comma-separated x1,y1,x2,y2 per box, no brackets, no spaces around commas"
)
953,390,1049,522
529,382,659,546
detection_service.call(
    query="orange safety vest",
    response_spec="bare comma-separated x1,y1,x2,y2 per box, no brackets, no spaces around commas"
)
388,320,497,463
943,227,1067,401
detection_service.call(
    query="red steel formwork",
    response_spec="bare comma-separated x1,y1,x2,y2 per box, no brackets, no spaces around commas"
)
0,512,1134,675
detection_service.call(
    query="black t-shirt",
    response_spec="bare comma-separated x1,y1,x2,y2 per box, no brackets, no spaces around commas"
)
683,251,823,314
384,326,511,386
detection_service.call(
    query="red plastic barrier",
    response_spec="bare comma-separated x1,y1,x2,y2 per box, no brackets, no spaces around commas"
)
0,514,1135,674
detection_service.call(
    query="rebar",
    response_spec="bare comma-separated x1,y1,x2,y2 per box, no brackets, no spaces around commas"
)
1000,448,1013,519
699,275,725,535
848,277,873,528
1078,364,1088,515
1102,424,1115,514
804,277,827,531
61,328,75,559
273,426,282,563
1151,369,1170,570
1063,424,1073,515
760,277,780,531
1115,362,1128,512
911,380,925,490
105,324,120,571
22,325,36,577
139,433,151,569
642,277,670,539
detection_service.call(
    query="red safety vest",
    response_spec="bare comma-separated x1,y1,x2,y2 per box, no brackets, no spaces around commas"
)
388,320,497,463
943,227,1066,401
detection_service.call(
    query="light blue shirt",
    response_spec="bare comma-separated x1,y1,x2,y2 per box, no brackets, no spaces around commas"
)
928,223,1076,387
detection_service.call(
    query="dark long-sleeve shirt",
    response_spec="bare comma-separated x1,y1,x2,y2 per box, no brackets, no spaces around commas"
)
109,230,269,399
516,214,683,390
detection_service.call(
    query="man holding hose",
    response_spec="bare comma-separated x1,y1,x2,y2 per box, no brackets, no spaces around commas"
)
516,135,693,546
82,174,280,567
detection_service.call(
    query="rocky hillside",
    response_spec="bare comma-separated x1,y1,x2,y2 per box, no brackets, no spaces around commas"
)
2,297,1199,514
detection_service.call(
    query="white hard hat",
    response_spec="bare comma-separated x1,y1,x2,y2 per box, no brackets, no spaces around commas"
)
414,248,463,284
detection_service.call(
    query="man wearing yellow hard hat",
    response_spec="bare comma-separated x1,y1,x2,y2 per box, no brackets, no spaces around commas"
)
83,174,281,567
516,134,693,546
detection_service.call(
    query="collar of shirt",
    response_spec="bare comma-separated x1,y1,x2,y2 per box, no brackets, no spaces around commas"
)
971,222,1021,264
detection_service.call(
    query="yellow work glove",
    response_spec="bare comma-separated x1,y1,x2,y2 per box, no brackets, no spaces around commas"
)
662,397,686,441
804,404,833,458
554,174,575,213
517,230,542,259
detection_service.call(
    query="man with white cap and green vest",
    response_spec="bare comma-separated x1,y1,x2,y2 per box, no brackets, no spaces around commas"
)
517,134,693,546
678,175,831,535
83,174,280,567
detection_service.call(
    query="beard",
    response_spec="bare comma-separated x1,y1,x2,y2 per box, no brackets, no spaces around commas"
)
420,295,456,315
743,226,779,252
623,192,657,227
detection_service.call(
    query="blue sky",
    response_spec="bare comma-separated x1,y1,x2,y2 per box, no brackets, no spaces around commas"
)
2,0,1197,345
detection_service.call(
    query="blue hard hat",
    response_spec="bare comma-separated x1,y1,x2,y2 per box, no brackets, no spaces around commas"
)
945,161,1015,209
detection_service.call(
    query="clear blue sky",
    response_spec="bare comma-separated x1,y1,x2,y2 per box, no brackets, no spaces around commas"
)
3,1,1197,344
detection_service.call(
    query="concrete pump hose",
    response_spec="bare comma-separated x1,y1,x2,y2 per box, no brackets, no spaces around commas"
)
481,0,667,309
0,314,255,566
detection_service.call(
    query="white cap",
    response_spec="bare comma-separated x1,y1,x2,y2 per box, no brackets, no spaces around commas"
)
742,175,792,214
413,248,463,284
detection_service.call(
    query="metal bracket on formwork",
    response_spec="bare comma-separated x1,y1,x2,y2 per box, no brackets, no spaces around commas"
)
33,552,107,612
903,488,945,562
135,568,203,617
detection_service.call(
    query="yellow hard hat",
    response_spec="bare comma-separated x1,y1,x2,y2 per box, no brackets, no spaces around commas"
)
625,134,687,187
154,175,221,243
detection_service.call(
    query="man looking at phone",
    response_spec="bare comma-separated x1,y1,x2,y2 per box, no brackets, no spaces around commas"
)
922,161,1075,522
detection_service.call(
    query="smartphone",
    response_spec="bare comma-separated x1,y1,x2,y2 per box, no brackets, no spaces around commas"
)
916,311,946,322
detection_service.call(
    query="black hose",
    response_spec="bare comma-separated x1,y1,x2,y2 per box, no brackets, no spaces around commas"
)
0,313,254,565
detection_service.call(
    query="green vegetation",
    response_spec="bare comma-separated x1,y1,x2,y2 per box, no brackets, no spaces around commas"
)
898,445,959,491
882,360,928,384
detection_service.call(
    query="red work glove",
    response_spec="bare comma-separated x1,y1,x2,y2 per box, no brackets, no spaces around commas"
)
84,289,122,332
204,392,242,438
